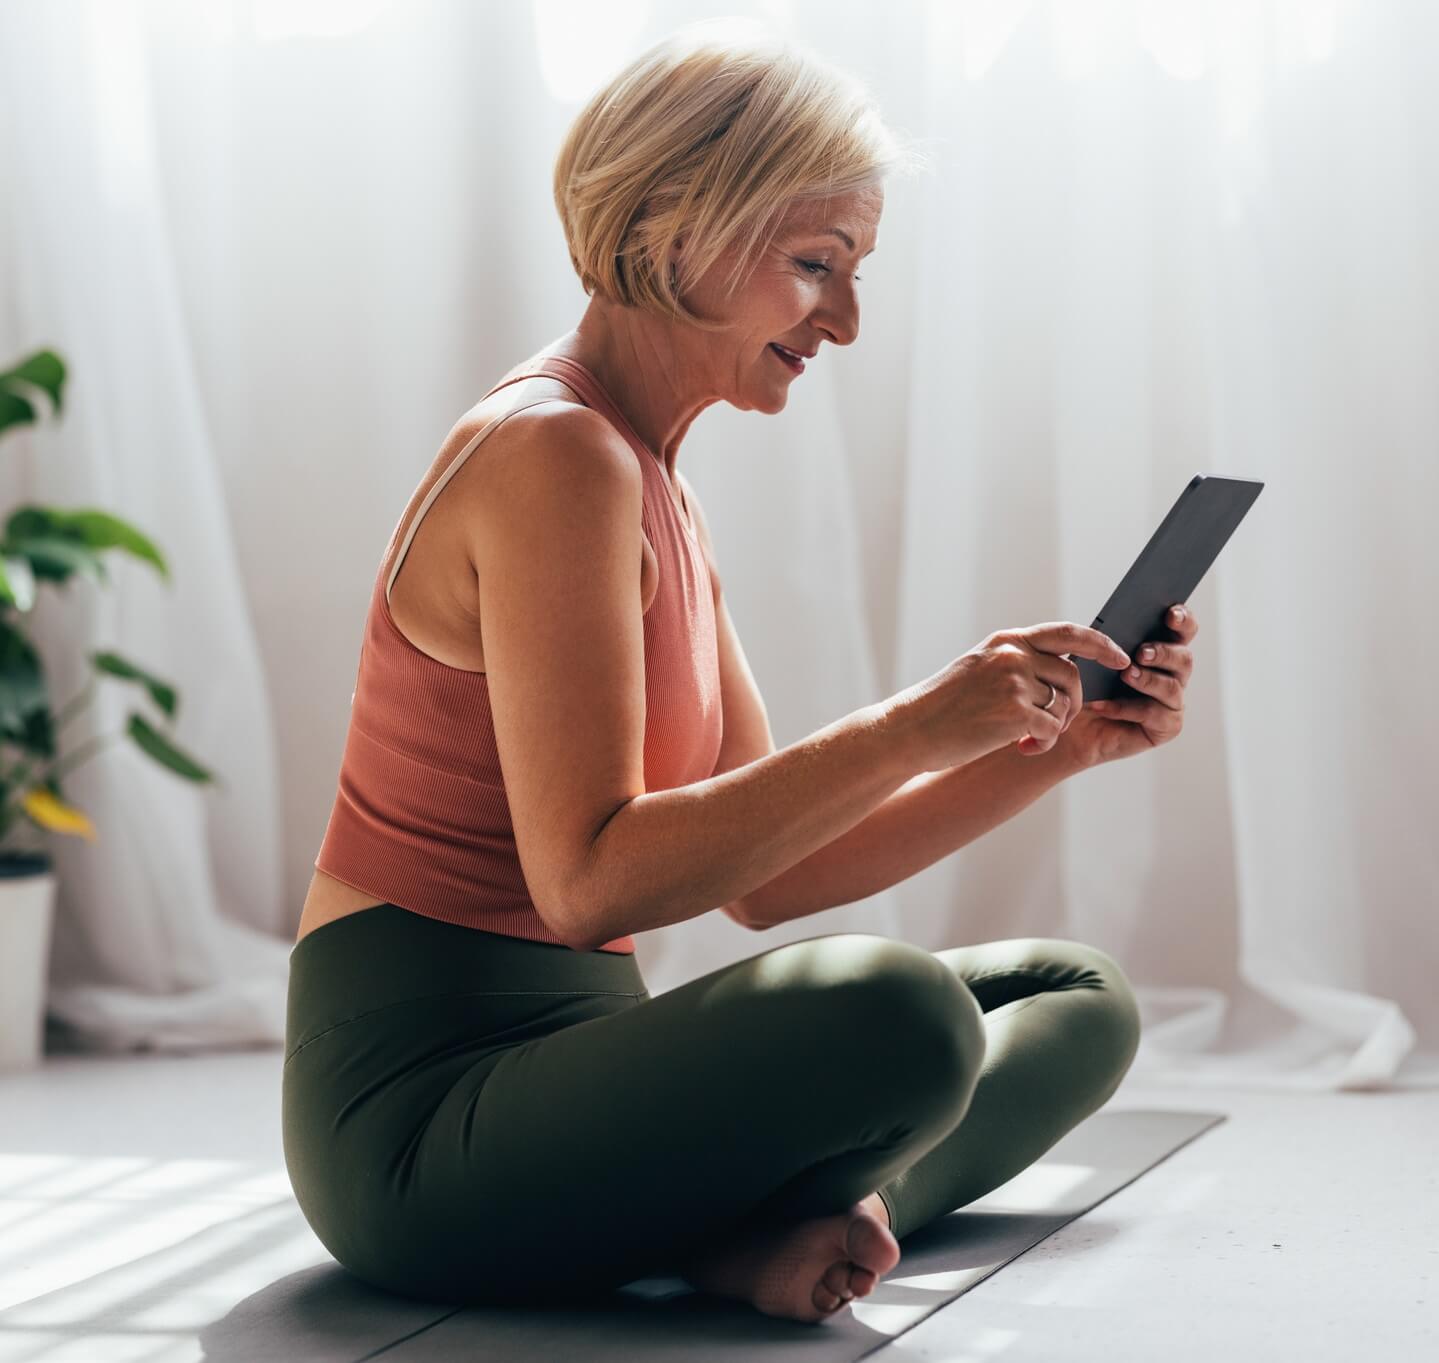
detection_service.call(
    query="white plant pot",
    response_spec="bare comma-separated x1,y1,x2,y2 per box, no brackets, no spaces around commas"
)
0,858,57,1072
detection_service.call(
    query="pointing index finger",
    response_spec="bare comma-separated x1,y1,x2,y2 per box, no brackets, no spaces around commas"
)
1078,624,1131,667
1034,623,1130,667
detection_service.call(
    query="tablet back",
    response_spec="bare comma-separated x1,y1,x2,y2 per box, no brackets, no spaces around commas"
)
1074,473,1265,703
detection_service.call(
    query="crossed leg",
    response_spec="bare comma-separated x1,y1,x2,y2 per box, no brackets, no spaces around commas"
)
292,930,1141,1308
878,935,1143,1239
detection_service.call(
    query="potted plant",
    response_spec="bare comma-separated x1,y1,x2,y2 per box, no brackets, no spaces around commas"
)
0,347,217,1070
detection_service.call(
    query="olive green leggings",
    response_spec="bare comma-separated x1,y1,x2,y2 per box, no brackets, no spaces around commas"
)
282,904,1141,1308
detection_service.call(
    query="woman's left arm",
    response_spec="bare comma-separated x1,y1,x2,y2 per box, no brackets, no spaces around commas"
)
742,605,1199,930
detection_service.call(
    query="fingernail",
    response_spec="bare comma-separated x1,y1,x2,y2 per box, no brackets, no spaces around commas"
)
1171,606,1184,620
1139,646,1155,661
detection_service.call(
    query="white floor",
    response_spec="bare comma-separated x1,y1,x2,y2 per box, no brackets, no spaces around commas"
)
0,1046,1432,1361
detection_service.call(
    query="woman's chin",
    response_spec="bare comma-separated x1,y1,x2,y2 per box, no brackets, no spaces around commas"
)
754,373,793,409
728,385,787,414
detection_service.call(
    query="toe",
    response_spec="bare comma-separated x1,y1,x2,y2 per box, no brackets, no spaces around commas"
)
811,1281,846,1315
822,1261,853,1300
846,1218,899,1276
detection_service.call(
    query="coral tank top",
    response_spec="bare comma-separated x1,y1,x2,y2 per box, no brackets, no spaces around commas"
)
313,354,723,953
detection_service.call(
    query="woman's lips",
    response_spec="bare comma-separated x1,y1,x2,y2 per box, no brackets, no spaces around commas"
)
769,343,805,374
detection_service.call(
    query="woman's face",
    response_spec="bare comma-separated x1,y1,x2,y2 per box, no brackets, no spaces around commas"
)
674,185,883,410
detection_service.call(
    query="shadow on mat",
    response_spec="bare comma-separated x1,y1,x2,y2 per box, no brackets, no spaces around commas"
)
197,1262,457,1362
196,1258,905,1360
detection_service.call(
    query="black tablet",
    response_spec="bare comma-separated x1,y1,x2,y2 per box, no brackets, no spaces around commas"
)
1072,473,1265,703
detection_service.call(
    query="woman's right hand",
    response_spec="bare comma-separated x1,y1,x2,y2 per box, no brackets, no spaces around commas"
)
888,623,1133,772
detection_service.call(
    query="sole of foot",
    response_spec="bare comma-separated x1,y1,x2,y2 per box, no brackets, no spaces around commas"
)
680,1199,900,1325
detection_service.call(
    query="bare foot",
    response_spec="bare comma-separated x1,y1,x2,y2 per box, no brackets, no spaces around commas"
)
675,1198,900,1325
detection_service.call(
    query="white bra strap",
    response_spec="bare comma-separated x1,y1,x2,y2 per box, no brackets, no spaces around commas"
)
385,396,569,601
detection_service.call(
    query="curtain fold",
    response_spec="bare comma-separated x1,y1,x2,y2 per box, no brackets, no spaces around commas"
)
1,0,1434,1088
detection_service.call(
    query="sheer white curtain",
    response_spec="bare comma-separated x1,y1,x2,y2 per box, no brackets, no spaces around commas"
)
892,0,1439,1091
2,0,1434,1088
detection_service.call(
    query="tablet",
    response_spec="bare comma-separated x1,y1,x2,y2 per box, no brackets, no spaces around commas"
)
1072,473,1265,703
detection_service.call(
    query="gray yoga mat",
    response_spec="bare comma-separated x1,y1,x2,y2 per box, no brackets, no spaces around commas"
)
0,1108,1224,1362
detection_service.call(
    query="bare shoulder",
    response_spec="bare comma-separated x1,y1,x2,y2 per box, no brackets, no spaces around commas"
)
486,399,638,495
446,391,644,561
445,386,642,519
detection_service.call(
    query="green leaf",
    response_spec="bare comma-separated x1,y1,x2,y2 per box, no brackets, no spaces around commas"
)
0,703,56,759
4,534,108,585
0,619,47,728
1,506,166,584
0,349,64,408
4,507,51,540
0,390,36,437
91,650,177,718
52,509,169,580
0,350,65,439
0,350,65,413
127,712,214,783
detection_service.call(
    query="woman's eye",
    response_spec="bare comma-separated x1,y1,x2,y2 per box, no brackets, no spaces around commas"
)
799,260,863,282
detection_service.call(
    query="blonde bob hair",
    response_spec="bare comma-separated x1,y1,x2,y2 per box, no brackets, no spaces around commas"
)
553,18,933,332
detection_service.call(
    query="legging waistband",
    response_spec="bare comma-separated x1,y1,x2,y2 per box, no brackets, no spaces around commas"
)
287,903,646,1043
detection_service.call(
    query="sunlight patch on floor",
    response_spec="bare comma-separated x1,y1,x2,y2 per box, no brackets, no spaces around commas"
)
0,1154,292,1313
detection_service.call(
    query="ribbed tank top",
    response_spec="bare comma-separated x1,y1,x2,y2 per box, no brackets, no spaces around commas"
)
313,353,724,953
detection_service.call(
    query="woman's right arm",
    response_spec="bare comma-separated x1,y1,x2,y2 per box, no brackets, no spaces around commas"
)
469,404,1128,953
578,703,914,951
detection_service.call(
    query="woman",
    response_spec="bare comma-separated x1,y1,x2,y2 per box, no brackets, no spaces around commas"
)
284,22,1197,1325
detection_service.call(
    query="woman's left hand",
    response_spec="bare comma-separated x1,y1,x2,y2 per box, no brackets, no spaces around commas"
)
1055,604,1198,769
